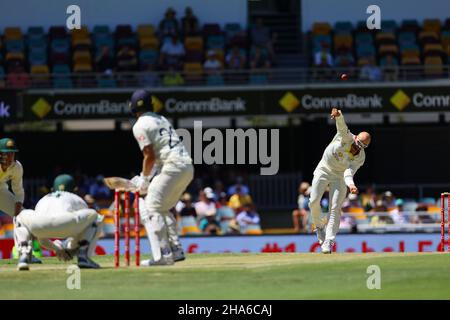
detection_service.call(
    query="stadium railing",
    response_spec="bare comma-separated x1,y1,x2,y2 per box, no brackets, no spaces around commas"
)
4,65,450,89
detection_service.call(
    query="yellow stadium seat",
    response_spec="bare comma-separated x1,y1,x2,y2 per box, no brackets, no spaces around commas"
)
140,37,159,50
183,62,203,73
401,55,421,65
6,52,24,61
348,207,367,220
73,63,92,72
71,26,90,40
424,56,443,77
4,27,23,40
245,229,263,235
312,22,332,35
376,32,396,44
379,44,399,56
137,24,155,38
334,34,353,49
184,37,204,51
99,208,111,216
204,48,224,62
419,31,439,43
423,19,441,34
31,65,49,74
424,43,444,56
181,226,202,235
427,205,440,213
73,50,92,64
72,37,92,48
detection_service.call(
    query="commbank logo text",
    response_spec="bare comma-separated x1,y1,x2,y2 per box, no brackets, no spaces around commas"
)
0,101,11,118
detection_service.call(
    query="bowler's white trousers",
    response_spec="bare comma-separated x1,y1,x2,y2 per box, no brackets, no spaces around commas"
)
309,168,347,242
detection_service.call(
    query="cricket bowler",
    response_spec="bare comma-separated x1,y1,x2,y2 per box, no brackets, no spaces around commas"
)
309,108,371,253
14,174,104,270
129,89,194,266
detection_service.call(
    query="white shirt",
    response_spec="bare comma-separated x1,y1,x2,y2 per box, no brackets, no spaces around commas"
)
314,113,365,187
195,201,216,220
0,160,25,203
132,112,192,166
161,41,185,56
35,191,87,214
203,59,222,70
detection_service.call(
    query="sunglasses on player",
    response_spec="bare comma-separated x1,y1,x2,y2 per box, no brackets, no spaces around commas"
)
354,136,369,149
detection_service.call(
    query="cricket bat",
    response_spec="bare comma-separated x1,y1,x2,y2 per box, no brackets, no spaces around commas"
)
104,177,138,191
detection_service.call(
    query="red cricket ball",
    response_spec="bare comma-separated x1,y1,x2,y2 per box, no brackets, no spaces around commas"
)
340,73,348,81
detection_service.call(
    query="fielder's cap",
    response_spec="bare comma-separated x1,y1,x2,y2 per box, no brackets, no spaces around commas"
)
129,89,153,115
0,138,19,152
384,191,393,197
53,174,75,193
395,198,404,206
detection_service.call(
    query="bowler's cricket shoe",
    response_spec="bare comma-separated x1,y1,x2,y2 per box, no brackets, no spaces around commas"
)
314,227,326,245
172,246,185,262
17,254,30,271
321,239,335,254
77,256,100,269
140,256,175,266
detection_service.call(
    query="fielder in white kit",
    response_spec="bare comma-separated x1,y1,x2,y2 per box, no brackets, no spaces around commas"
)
14,174,104,270
309,108,371,254
130,89,194,266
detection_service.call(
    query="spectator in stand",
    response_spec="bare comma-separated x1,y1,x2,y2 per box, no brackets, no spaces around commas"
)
159,7,179,39
413,204,435,224
314,43,333,81
203,50,223,74
181,6,199,37
292,182,311,233
250,18,276,60
95,46,114,75
229,185,253,212
361,185,376,211
359,56,382,81
84,194,100,211
159,34,185,70
250,46,272,70
162,65,184,86
216,192,236,234
382,55,399,81
390,198,408,224
236,203,262,234
383,191,396,210
88,175,111,200
194,188,217,222
199,209,221,235
176,192,199,232
116,45,138,71
226,46,247,70
370,199,394,225
227,176,249,196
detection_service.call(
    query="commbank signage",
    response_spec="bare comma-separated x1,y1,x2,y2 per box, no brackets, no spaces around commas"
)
21,85,450,121
0,90,18,123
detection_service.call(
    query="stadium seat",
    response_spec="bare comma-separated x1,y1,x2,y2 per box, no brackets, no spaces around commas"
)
139,37,159,50
31,65,50,87
29,51,47,65
93,25,110,36
424,56,444,77
312,22,332,35
115,24,133,38
183,62,203,84
185,50,204,63
117,37,137,48
423,19,441,34
181,225,202,236
334,21,353,34
139,50,158,66
334,34,353,51
5,39,25,53
98,77,117,88
381,20,398,32
4,27,23,40
206,74,224,86
137,24,155,38
5,52,25,62
203,23,222,36
249,73,268,84
51,38,70,53
355,33,373,45
73,63,93,73
380,56,398,66
71,26,89,40
245,228,263,235
424,43,445,57
398,32,417,46
356,43,376,58
185,37,204,51
401,55,421,65
49,26,68,40
27,26,45,40
207,35,225,50
375,32,396,46
29,38,48,54
378,44,399,57
73,50,92,64
224,23,242,42
419,31,440,45
401,19,420,33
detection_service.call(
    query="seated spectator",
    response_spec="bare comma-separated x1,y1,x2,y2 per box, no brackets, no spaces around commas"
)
359,57,382,81
139,63,159,87
340,214,357,233
370,199,394,225
95,46,114,75
226,46,247,69
194,188,217,222
203,50,223,74
250,46,271,70
361,186,376,211
292,182,310,233
236,203,262,234
314,43,333,81
227,176,249,196
216,192,236,234
159,34,185,70
390,199,407,224
412,204,436,224
162,65,184,86
159,7,179,39
116,46,138,71
229,185,253,212
383,191,396,210
199,209,221,235
177,192,199,232
251,18,276,60
382,55,399,81
181,6,199,37
89,175,111,200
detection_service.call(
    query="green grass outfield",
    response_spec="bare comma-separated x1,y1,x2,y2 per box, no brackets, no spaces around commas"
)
1,253,449,299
